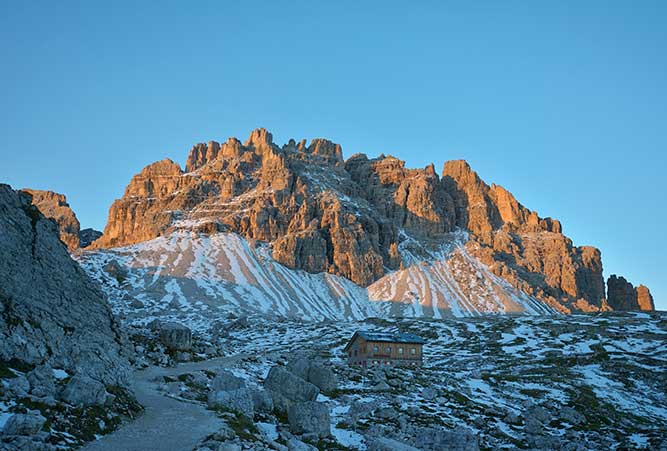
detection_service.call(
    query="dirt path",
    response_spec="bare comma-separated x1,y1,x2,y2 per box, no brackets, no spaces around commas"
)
81,355,245,451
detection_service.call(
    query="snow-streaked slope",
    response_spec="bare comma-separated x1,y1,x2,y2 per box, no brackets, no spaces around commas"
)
78,232,378,328
369,232,555,317
77,231,555,328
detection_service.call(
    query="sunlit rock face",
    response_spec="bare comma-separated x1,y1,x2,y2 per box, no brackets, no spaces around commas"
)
20,188,82,250
82,128,650,314
607,275,655,311
20,188,103,250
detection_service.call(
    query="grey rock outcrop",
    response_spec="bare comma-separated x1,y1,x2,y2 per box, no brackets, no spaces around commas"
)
1,413,46,436
286,438,319,451
286,356,337,394
250,388,274,414
61,375,108,407
264,366,319,413
410,425,479,451
26,365,56,398
211,371,246,392
304,363,337,394
207,388,255,418
366,437,421,451
159,322,192,350
79,228,102,248
287,401,330,437
206,370,273,418
0,184,130,387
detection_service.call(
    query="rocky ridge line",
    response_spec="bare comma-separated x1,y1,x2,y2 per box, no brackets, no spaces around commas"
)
89,128,652,313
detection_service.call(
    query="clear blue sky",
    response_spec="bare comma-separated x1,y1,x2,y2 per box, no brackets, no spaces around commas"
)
2,1,665,309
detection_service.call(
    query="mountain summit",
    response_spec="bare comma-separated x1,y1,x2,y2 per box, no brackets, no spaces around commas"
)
86,128,651,316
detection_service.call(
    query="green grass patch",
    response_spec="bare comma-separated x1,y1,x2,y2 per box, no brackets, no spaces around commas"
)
226,411,259,441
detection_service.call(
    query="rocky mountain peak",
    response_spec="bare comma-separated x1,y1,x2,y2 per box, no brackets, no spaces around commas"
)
442,159,477,182
306,138,344,165
86,129,652,312
636,285,655,311
607,275,655,311
245,127,274,149
185,141,221,172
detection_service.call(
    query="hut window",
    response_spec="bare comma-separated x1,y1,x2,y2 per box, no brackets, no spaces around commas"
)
354,350,358,356
398,347,404,355
386,346,392,353
410,347,416,355
373,346,379,354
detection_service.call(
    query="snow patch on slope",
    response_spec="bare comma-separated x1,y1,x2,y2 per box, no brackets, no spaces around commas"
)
369,230,555,317
78,230,555,328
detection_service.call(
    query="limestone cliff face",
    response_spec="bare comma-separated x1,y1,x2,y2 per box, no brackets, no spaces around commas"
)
0,184,130,385
91,128,651,312
21,189,81,250
607,275,655,311
441,161,605,311
20,189,103,250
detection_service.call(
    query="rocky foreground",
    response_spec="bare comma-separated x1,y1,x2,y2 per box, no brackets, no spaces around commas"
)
0,184,140,451
47,311,664,451
1,188,665,450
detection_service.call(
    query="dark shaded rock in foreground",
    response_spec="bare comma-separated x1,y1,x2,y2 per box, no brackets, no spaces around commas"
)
0,184,130,385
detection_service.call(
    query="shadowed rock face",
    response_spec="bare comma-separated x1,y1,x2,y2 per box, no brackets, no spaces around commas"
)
88,128,651,312
607,275,655,311
79,228,102,247
0,184,130,385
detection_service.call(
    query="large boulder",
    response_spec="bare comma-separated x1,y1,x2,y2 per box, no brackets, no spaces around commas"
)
286,438,319,451
4,375,30,398
60,375,108,407
2,413,46,436
207,388,254,418
307,363,337,394
251,388,274,414
264,366,319,413
159,322,192,351
411,425,479,451
287,401,330,437
367,437,421,451
27,364,56,398
286,356,310,380
211,371,246,392
285,356,338,394
207,370,269,419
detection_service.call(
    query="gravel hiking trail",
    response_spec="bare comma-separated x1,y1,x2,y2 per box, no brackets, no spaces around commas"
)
81,355,245,451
